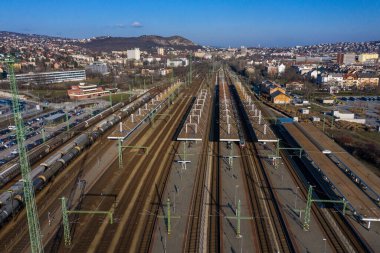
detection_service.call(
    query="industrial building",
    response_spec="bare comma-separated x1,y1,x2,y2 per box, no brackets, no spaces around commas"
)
15,70,86,84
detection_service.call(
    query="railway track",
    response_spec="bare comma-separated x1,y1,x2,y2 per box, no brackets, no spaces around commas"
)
0,91,155,190
234,71,372,252
208,137,221,253
0,127,116,252
225,68,295,253
279,146,370,252
134,83,210,253
59,70,206,252
182,82,214,252
0,87,164,252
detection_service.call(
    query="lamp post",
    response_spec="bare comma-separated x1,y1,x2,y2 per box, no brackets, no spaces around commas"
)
294,186,299,209
323,238,327,253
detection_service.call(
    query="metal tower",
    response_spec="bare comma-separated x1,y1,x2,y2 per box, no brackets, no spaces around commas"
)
303,185,313,231
189,53,192,85
2,58,44,252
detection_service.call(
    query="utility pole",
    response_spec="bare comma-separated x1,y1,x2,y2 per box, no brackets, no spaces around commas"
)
189,53,192,86
66,112,70,132
3,58,43,253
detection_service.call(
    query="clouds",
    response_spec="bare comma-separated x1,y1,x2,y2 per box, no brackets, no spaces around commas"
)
110,21,143,29
131,21,143,28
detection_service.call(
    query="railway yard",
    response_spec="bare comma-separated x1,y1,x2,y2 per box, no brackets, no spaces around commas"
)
0,65,379,253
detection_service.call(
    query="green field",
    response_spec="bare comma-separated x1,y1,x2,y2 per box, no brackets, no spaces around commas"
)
101,92,133,104
28,89,69,101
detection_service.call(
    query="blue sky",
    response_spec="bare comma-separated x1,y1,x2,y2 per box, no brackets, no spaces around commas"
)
1,0,380,47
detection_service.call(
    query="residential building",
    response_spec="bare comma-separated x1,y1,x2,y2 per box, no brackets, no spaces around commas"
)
285,82,304,91
127,48,141,60
343,53,356,65
267,65,278,76
336,53,344,65
15,70,86,84
86,61,109,75
278,63,286,75
71,54,95,63
270,91,291,104
157,47,164,55
67,83,109,100
194,51,206,58
358,53,378,63
296,56,322,63
343,72,359,87
166,58,188,67
261,80,291,104
357,73,379,88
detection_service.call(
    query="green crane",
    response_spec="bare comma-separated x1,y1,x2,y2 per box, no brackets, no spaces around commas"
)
2,58,43,252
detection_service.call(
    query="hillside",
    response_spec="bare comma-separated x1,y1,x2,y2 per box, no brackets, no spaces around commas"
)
77,35,202,52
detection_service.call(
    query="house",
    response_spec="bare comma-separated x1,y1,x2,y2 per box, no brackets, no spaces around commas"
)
343,72,359,87
286,82,304,91
261,80,291,104
260,80,282,94
270,90,291,104
267,65,278,76
278,64,286,75
300,108,310,114
357,73,379,88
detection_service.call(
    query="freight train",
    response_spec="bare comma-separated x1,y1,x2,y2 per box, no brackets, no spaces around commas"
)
0,102,125,189
0,90,156,225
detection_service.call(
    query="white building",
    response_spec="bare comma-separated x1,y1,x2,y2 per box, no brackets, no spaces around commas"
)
167,58,189,67
332,110,366,124
278,64,286,75
157,47,164,56
15,70,86,84
86,62,109,75
343,53,356,65
71,54,94,63
127,48,141,60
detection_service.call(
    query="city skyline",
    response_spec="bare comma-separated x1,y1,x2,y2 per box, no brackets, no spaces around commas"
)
1,0,380,47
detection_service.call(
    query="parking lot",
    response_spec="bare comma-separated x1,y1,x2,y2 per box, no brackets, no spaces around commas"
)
0,107,96,165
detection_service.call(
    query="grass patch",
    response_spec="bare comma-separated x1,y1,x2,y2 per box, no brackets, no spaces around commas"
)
100,93,133,104
28,89,69,102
